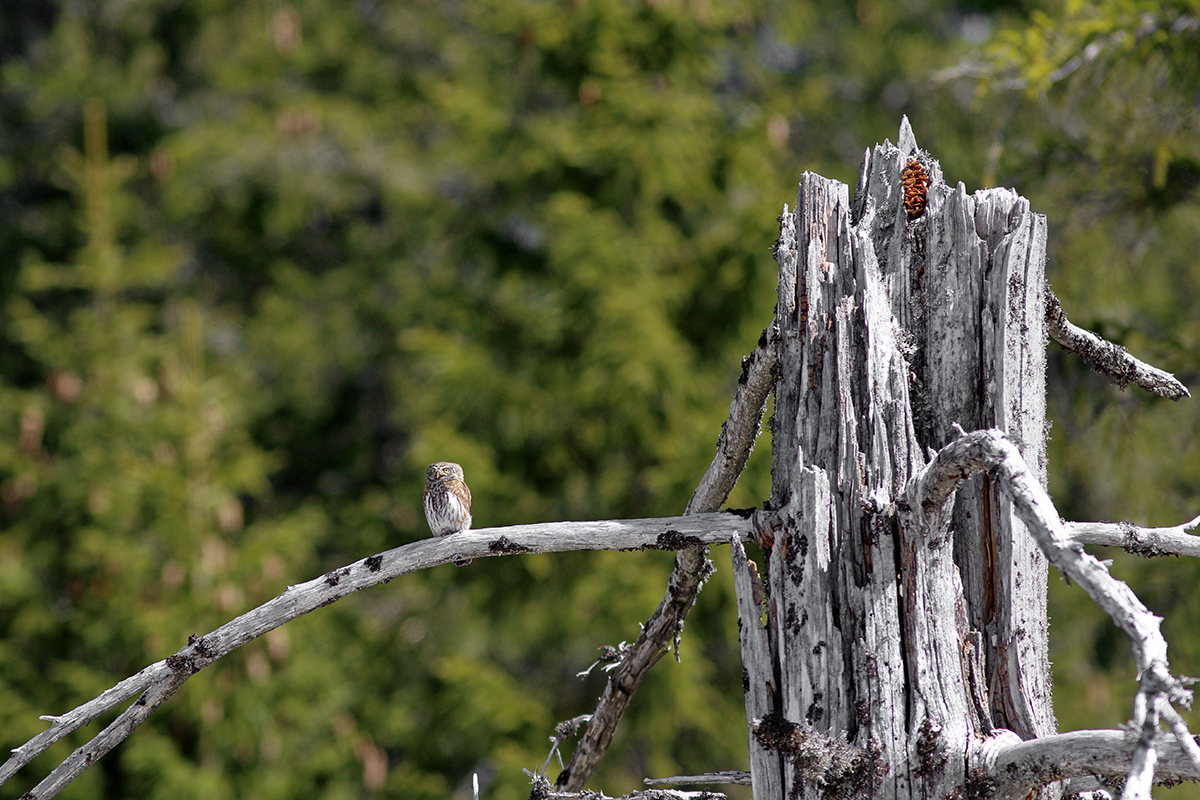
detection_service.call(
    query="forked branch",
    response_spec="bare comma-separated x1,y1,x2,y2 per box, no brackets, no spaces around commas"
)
5,318,781,800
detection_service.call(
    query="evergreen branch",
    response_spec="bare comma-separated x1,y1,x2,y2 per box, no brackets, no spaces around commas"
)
0,514,755,799
1046,286,1190,400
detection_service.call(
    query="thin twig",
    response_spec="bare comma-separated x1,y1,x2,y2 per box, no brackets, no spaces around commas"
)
644,771,752,786
538,716,592,778
1046,286,1189,400
1160,703,1200,775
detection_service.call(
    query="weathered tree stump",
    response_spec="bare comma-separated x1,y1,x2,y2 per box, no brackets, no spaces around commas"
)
737,118,1054,799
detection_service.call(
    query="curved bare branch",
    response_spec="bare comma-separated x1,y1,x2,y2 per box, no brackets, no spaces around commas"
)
1,513,755,798
908,428,1195,797
6,310,782,800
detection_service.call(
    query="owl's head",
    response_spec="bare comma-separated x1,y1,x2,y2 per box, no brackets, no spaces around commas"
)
426,461,465,484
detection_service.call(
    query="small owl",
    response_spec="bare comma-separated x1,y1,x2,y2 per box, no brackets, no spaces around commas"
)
423,461,473,566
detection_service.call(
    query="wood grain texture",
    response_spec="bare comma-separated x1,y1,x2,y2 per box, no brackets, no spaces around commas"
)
752,117,1058,799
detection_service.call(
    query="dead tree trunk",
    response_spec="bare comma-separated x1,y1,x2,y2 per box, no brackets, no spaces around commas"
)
737,118,1054,799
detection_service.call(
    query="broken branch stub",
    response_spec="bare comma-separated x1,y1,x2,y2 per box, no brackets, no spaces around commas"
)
1046,286,1189,400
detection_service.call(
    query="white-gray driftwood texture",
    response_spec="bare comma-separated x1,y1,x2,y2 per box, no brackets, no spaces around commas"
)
9,118,1197,800
738,117,1200,800
746,117,1055,799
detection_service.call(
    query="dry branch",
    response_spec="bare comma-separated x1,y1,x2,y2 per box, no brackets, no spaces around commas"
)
1,513,755,798
908,428,1196,797
685,323,779,516
531,772,728,799
1046,286,1189,400
8,319,780,799
542,788,726,800
643,771,752,787
21,672,189,799
1066,515,1200,558
977,729,1200,795
555,325,778,791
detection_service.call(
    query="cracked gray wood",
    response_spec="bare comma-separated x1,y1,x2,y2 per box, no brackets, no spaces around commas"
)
740,117,1195,800
749,116,1056,799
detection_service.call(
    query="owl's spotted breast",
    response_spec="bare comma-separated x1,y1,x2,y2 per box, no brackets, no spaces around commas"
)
423,461,473,565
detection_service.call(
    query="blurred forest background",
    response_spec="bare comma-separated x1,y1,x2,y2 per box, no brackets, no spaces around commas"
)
1,1,1199,798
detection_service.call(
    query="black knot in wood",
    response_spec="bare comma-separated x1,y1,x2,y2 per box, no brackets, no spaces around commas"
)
166,654,196,675
488,536,533,554
656,530,703,550
915,717,947,778
902,159,929,219
189,635,214,659
597,645,621,664
364,554,384,572
324,567,350,586
1121,521,1171,558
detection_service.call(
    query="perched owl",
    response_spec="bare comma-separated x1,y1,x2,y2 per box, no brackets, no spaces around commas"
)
423,461,473,566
